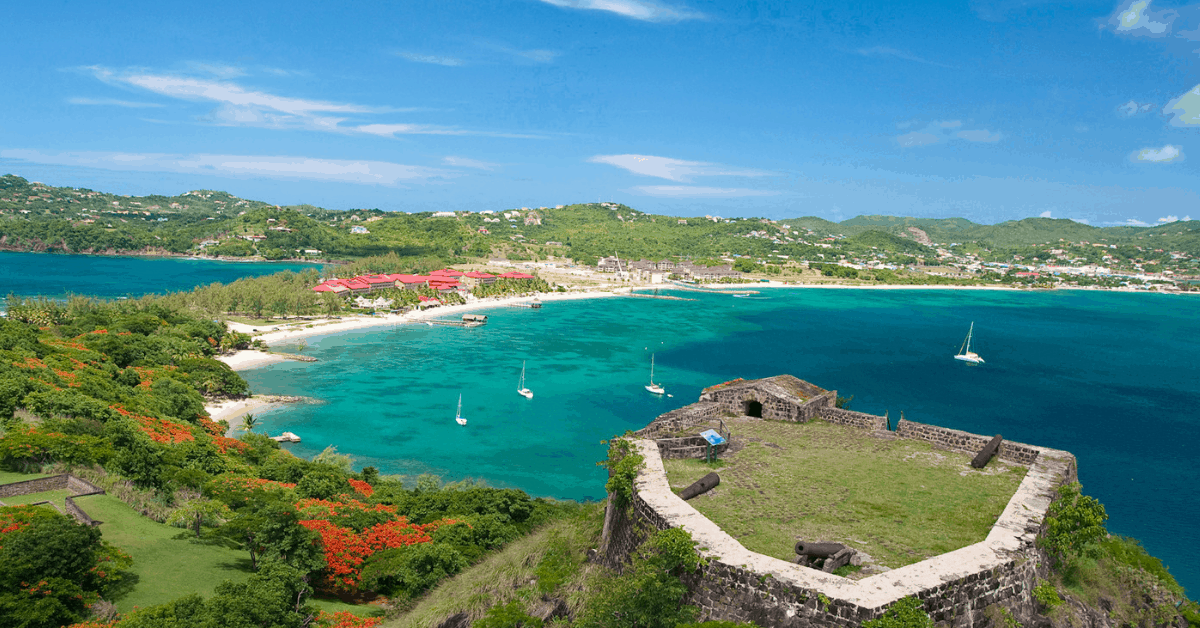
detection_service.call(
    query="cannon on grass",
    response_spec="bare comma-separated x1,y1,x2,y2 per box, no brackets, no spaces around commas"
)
794,540,856,573
680,472,720,500
971,434,1003,469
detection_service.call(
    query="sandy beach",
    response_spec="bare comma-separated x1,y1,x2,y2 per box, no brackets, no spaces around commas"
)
205,396,286,435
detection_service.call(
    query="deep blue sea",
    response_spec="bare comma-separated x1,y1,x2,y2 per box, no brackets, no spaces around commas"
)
0,251,317,299
243,289,1200,593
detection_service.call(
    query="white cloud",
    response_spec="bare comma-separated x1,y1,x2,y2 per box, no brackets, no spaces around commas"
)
896,120,1004,147
442,156,500,170
1119,100,1156,116
1040,210,1053,218
536,0,703,22
896,132,941,147
1110,0,1171,36
398,52,465,67
956,129,1002,142
83,66,536,138
630,185,778,197
1124,218,1152,226
182,62,248,78
1132,144,1184,163
1072,218,1090,224
1157,214,1192,222
1163,84,1200,126
0,149,456,187
67,97,164,108
855,47,956,69
588,154,770,181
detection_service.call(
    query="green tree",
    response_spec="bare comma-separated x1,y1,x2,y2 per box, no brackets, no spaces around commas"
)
1041,481,1108,564
167,499,232,538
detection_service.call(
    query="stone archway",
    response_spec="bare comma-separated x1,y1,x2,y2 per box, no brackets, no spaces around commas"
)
744,399,763,418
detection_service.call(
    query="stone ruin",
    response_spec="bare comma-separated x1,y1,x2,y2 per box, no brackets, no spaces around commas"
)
603,375,1077,628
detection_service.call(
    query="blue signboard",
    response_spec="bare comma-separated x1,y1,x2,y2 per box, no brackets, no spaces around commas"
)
700,429,726,446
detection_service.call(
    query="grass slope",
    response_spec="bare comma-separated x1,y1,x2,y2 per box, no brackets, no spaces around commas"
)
74,494,255,613
385,505,604,628
663,419,1026,568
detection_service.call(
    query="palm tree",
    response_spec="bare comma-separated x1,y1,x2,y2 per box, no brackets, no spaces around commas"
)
240,413,258,434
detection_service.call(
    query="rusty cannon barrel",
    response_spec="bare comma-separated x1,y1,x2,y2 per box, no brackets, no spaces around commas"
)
794,541,846,558
680,472,720,500
971,434,1003,469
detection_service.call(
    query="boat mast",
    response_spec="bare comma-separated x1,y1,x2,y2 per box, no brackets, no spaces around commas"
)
650,354,655,384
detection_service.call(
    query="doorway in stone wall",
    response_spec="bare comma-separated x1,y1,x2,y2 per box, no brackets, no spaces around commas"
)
744,399,763,418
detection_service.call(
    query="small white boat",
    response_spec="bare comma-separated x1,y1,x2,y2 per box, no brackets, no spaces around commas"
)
645,353,665,395
517,361,533,399
455,393,467,426
954,322,985,365
270,431,301,443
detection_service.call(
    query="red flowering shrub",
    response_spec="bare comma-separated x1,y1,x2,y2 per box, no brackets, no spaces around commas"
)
110,405,195,444
315,611,382,628
347,478,374,497
297,496,461,593
206,475,297,508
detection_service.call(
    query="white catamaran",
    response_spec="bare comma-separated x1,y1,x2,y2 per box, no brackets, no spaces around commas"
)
645,354,665,395
517,361,533,399
455,394,467,426
954,322,985,365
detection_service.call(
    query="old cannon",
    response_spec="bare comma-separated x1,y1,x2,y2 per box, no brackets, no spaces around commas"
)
794,541,856,573
971,434,1003,469
680,472,720,500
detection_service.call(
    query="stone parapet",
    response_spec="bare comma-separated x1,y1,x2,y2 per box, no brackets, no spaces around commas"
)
614,435,1077,628
896,420,1045,466
0,474,106,526
818,407,888,431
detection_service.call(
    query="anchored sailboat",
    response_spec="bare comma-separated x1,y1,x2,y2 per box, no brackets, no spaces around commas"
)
517,361,533,399
954,322,985,365
455,394,467,426
645,354,665,395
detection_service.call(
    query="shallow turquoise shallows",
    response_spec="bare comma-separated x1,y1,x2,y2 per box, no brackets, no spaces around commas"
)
0,251,318,298
244,288,1200,593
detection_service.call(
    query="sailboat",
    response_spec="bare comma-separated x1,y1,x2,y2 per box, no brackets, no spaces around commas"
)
455,394,467,426
954,322,985,365
645,354,665,395
517,361,533,399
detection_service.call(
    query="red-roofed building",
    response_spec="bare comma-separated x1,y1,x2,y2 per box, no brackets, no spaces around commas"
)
312,281,349,295
462,271,496,287
389,274,429,290
428,278,461,293
499,271,535,280
1015,272,1040,278
359,274,398,290
417,295,441,307
430,268,464,277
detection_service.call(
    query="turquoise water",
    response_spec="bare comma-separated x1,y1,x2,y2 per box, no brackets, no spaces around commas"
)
0,251,317,299
244,288,1200,593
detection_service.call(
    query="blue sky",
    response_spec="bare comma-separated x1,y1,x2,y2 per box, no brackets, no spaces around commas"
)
3,0,1200,224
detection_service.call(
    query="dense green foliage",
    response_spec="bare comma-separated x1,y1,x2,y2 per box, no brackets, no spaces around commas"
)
861,596,933,628
0,506,133,628
576,528,703,628
1041,481,1108,564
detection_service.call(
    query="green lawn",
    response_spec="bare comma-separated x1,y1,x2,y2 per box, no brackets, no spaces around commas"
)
662,418,1026,569
0,470,49,485
75,494,255,613
1,488,75,510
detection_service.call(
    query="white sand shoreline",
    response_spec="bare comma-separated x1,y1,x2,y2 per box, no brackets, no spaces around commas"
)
205,396,286,436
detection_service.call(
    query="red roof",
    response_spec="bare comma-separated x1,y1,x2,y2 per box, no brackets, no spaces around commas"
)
391,274,428,284
359,274,395,285
343,279,370,290
464,271,495,278
500,271,535,279
430,268,464,277
418,296,441,303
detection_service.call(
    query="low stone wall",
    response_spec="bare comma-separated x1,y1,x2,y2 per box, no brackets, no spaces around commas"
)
0,474,106,526
818,407,888,431
606,435,1078,628
637,401,724,438
0,475,69,498
896,420,1044,467
654,434,731,460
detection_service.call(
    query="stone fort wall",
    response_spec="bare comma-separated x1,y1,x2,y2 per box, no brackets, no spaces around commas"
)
0,474,106,526
604,412,1077,628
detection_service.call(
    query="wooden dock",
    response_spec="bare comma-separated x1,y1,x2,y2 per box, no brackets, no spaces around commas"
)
506,301,542,308
666,282,760,295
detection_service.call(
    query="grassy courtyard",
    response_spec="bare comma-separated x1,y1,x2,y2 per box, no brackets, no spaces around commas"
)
662,418,1026,569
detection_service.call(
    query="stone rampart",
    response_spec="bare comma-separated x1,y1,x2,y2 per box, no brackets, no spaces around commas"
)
896,420,1045,467
0,474,106,526
607,436,1077,628
817,407,888,431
